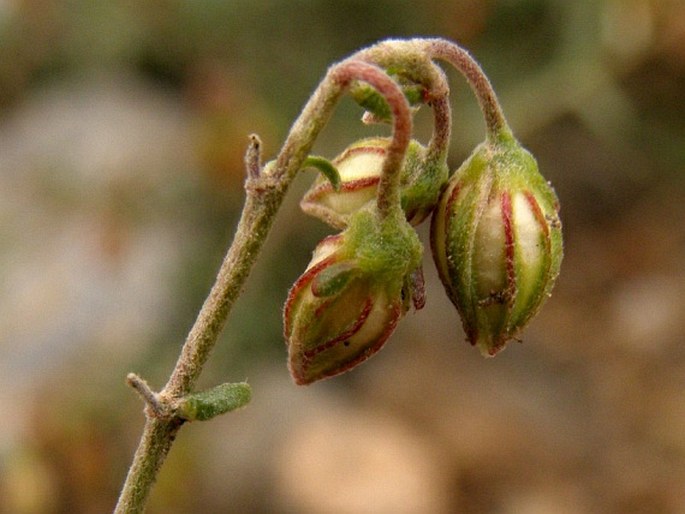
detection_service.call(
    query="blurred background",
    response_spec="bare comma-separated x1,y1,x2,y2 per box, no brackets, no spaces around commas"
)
1,0,684,512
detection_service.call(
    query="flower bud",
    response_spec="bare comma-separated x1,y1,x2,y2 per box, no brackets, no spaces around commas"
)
284,208,423,385
430,138,563,356
301,137,448,228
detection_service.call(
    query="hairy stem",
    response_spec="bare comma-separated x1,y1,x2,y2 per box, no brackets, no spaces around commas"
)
115,59,410,514
421,38,513,142
351,39,451,216
359,66,412,219
115,417,184,514
426,86,452,164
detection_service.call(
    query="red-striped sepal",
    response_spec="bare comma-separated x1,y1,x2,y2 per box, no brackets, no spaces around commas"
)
430,138,563,356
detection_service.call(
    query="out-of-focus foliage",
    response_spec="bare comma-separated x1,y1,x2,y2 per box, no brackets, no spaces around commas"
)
1,1,685,512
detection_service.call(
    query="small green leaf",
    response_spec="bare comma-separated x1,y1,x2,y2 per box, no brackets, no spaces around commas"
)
177,382,252,421
311,262,356,297
402,84,425,106
303,156,341,191
350,81,425,123
351,82,392,122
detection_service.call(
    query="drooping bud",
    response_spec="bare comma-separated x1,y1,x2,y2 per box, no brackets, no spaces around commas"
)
284,207,423,385
430,136,563,356
301,137,448,228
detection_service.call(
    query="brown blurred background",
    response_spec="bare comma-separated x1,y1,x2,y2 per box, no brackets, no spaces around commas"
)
1,1,684,512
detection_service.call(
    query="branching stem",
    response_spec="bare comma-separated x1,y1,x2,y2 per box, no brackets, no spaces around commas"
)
126,374,166,418
115,37,508,513
115,59,411,514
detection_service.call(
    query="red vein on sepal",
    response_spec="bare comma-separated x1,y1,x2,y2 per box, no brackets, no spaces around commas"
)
525,191,549,237
304,176,380,201
303,297,374,359
310,301,402,383
440,181,462,288
283,253,338,340
521,190,553,319
501,191,516,305
337,143,387,161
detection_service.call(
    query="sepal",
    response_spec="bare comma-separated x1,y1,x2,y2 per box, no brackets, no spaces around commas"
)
284,208,423,384
430,137,563,356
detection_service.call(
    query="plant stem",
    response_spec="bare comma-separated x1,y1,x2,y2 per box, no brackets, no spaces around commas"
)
426,89,452,164
363,67,411,220
350,40,452,218
352,39,452,158
114,417,184,514
421,38,513,143
115,59,411,514
351,39,452,217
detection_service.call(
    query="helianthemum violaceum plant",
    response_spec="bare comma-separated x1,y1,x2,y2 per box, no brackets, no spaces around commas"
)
116,38,562,513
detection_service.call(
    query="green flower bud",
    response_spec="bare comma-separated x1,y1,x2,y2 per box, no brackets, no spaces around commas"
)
284,207,423,385
430,137,563,356
300,137,448,229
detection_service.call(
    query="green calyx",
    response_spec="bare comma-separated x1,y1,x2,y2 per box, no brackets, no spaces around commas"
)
400,141,449,224
343,206,423,291
454,136,553,200
431,135,563,356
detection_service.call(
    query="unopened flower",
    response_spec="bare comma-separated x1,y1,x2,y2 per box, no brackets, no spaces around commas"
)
284,208,423,385
301,137,447,228
430,137,563,356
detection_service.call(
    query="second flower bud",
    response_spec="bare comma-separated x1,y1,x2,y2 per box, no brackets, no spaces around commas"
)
284,206,424,385
301,137,448,228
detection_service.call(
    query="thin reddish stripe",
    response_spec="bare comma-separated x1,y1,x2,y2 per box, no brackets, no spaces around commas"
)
335,144,386,163
304,176,380,201
315,301,402,381
339,176,380,192
313,298,334,319
303,297,374,359
501,191,516,302
524,191,548,237
523,191,553,302
442,182,462,265
283,253,338,339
